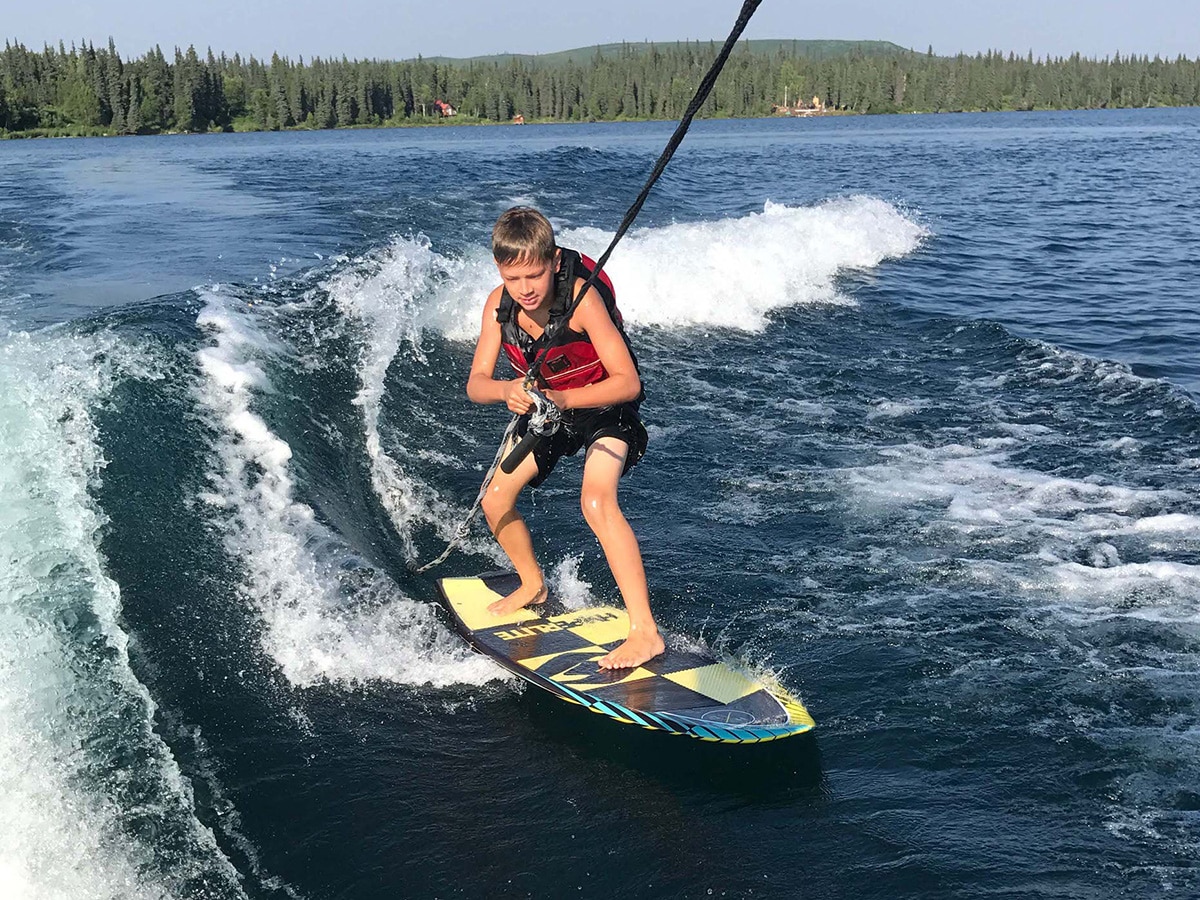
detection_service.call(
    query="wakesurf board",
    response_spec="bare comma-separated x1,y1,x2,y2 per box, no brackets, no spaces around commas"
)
437,572,814,743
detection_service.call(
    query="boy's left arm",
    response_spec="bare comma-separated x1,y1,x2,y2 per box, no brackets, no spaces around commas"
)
544,287,641,411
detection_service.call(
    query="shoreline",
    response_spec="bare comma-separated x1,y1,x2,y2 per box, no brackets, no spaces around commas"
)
2,103,1194,141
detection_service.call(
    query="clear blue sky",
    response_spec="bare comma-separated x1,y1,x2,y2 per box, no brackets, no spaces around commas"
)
6,1,1197,61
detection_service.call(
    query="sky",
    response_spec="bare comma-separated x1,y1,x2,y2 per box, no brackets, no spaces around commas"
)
5,1,1198,62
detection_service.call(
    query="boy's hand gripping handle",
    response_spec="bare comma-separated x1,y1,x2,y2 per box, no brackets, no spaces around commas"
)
500,381,561,475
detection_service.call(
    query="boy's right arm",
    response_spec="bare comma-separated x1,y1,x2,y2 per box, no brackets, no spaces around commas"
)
467,288,534,414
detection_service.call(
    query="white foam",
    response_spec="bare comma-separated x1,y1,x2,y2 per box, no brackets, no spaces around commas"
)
867,398,930,420
325,237,503,565
847,440,1173,525
769,397,836,419
1053,560,1200,619
0,329,244,899
425,197,928,340
1128,514,1200,534
571,197,927,330
549,554,596,611
1021,336,1192,403
840,438,1200,617
194,289,501,688
1089,542,1122,568
1101,436,1141,455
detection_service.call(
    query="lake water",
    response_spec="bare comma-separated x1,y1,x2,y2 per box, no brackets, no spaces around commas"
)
2,109,1199,898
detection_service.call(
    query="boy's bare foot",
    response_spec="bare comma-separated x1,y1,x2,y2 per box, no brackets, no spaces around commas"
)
488,582,547,616
598,625,665,669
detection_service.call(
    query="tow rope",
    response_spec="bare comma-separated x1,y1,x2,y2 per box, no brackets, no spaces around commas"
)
410,0,763,574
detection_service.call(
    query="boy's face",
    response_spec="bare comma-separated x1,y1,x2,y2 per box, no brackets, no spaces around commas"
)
496,249,560,314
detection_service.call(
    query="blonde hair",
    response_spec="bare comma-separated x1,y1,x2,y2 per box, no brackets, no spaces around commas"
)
492,207,556,265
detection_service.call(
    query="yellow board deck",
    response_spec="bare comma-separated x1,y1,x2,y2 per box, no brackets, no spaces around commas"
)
438,572,814,743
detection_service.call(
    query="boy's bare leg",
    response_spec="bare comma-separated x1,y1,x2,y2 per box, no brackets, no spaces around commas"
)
580,436,665,669
481,449,547,614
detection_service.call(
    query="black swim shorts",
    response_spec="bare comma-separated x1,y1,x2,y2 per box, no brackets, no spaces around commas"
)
517,402,648,487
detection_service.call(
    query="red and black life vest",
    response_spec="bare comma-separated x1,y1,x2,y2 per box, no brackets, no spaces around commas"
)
497,247,641,397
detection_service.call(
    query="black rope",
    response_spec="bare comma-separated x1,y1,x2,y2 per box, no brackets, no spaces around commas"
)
525,0,763,383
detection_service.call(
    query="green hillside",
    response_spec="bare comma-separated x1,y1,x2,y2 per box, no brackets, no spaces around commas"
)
419,39,914,67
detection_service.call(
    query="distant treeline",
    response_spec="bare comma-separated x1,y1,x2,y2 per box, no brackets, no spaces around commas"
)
2,38,1199,136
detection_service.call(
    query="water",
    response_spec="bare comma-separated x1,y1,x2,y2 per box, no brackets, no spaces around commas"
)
1,108,1198,898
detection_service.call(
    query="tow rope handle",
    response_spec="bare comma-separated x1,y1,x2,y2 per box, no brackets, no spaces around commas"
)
500,426,541,475
500,378,559,475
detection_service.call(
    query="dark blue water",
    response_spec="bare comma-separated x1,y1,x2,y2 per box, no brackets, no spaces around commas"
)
2,109,1199,899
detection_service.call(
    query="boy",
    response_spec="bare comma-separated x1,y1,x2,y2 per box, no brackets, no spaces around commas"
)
466,207,665,670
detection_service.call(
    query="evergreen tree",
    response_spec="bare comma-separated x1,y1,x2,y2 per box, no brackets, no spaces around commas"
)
105,38,125,131
125,73,142,132
172,46,209,130
59,55,102,125
269,54,292,127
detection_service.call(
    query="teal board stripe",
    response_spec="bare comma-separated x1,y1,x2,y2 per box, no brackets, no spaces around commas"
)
614,705,648,727
556,683,588,704
640,711,675,731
